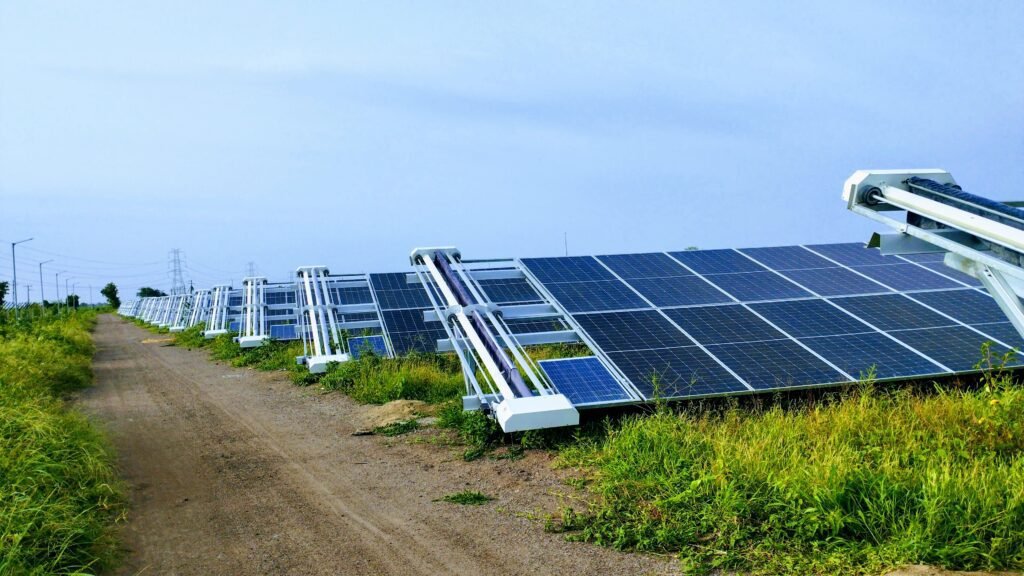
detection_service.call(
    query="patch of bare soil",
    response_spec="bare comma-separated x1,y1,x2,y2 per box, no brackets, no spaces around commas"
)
359,399,435,429
79,316,678,575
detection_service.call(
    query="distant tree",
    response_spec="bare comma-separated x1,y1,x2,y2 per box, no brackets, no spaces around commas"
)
137,287,167,297
66,294,80,308
101,282,121,308
0,281,7,308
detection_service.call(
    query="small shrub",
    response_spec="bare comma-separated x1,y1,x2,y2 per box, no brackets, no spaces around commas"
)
439,491,493,505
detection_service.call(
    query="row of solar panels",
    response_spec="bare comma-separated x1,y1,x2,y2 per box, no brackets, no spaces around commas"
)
122,242,1020,412
523,244,1018,407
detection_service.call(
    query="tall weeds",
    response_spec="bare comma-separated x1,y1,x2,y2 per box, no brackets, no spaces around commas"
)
0,308,124,575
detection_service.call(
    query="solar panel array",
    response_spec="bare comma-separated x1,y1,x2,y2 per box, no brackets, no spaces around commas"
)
522,243,1023,405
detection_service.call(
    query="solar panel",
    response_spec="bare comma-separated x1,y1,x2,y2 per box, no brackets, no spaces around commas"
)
748,299,874,338
571,310,694,352
888,326,1020,371
269,324,296,339
369,273,434,310
703,271,812,302
597,252,691,279
348,335,388,359
916,262,982,286
379,309,448,355
332,286,374,304
476,277,542,305
624,276,733,307
521,256,615,283
538,357,632,406
909,289,1007,324
738,246,834,270
662,305,785,345
970,322,1024,350
830,294,955,331
804,242,892,266
778,267,891,297
606,346,748,399
705,339,850,390
849,263,963,291
799,332,946,379
502,317,568,334
668,249,766,274
541,280,649,313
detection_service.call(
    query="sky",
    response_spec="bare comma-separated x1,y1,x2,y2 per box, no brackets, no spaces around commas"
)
2,1,1023,302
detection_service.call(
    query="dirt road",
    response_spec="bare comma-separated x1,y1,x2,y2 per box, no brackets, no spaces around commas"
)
80,315,675,575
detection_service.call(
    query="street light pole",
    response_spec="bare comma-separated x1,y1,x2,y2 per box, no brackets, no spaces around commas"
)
39,259,53,304
11,237,33,316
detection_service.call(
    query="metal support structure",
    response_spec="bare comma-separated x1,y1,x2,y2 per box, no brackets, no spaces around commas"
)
187,289,212,329
410,247,577,432
296,266,349,373
237,277,269,348
204,285,232,338
846,169,1024,340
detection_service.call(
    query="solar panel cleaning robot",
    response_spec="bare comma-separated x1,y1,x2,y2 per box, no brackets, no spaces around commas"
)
845,169,1024,341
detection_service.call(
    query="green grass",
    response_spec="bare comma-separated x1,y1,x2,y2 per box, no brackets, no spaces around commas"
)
0,307,124,575
438,490,493,505
556,357,1024,575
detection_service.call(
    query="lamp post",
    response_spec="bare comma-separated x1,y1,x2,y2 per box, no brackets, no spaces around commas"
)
11,237,33,316
38,259,53,304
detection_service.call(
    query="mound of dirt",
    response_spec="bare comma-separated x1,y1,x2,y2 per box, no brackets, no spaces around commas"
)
141,337,174,344
359,399,435,429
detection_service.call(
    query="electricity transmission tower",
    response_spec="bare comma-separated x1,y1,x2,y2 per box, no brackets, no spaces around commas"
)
247,261,256,277
169,249,187,295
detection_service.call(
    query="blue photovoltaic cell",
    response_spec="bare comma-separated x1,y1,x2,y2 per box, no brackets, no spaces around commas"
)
970,323,1024,350
748,299,874,338
850,263,962,291
778,267,891,297
662,305,785,344
228,321,240,332
917,262,982,286
379,309,448,354
804,243,892,266
888,326,1020,371
521,256,615,283
332,286,374,305
739,245,834,270
706,339,850,390
625,276,733,307
338,312,380,324
703,271,811,301
543,280,649,313
348,335,389,359
269,324,296,340
539,357,631,405
370,273,434,310
596,252,691,279
606,346,747,399
667,249,766,274
909,289,1006,324
830,294,956,331
800,332,946,380
476,277,542,304
572,310,693,352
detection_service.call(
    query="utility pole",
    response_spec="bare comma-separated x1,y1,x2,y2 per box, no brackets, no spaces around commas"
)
39,259,52,304
564,232,568,256
89,285,93,306
25,284,32,304
55,271,65,313
11,237,33,316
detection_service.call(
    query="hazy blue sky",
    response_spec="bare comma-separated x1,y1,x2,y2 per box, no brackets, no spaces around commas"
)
2,1,1023,300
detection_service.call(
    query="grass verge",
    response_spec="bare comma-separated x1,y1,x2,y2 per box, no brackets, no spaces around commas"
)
556,359,1024,575
0,307,124,575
